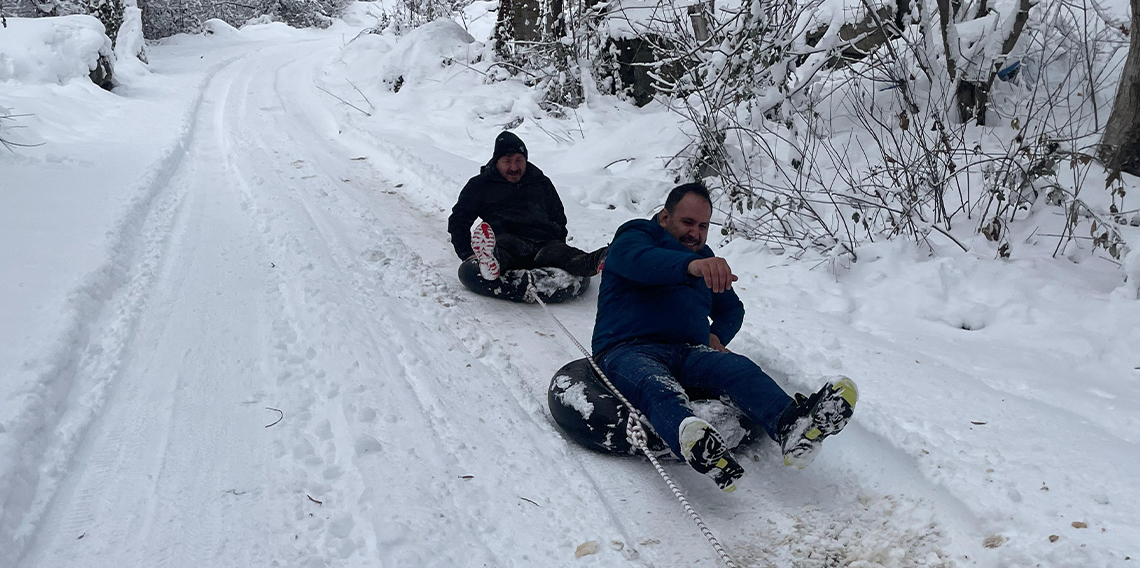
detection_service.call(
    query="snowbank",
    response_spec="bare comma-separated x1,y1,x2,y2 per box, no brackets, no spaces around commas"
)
337,18,481,93
0,15,113,85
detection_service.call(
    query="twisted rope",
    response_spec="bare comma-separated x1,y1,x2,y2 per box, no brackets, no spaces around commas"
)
526,283,739,568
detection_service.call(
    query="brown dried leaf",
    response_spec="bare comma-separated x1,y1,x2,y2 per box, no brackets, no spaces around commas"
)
1072,521,1088,529
1049,534,1060,542
983,534,1006,548
575,541,599,558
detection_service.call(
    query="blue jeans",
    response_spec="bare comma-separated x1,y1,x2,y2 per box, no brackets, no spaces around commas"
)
598,342,794,458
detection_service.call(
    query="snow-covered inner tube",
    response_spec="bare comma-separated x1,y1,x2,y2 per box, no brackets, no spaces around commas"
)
457,257,590,304
548,358,761,456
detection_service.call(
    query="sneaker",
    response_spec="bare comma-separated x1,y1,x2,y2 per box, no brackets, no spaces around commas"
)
679,417,745,492
471,222,500,280
777,377,858,469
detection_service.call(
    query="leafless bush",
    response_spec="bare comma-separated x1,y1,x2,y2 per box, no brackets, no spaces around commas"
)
0,109,43,152
485,0,613,110
645,0,1131,266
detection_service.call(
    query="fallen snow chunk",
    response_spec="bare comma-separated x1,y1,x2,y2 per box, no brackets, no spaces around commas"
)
554,376,594,420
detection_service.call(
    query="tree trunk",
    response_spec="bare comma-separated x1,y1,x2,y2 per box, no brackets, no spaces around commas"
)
1100,0,1140,176
955,80,990,124
493,0,543,59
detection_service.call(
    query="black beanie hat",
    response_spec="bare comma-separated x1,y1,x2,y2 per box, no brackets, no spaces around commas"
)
492,131,527,163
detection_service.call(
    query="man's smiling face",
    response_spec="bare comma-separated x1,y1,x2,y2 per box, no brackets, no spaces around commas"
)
658,192,712,251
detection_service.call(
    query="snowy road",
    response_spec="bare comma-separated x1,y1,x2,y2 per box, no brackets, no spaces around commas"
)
4,16,1137,568
10,35,646,567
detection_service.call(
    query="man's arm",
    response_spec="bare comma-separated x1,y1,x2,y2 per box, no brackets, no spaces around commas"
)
605,223,702,285
447,181,481,259
544,181,569,240
709,288,745,346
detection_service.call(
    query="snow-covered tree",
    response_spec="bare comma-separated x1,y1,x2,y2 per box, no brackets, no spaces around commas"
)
136,0,349,38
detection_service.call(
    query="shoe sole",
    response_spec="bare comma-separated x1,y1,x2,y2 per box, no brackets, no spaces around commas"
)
784,377,858,468
680,417,744,492
471,223,499,280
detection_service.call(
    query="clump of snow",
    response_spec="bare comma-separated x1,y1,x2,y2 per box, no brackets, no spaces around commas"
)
554,374,594,419
527,267,584,297
691,399,748,448
0,15,113,85
1114,239,1140,300
202,18,241,37
242,15,275,27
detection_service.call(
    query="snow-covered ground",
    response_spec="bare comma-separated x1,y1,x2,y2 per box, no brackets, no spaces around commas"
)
2,4,1138,567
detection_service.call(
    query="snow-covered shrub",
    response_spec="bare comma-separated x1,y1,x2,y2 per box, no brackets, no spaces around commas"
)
0,14,114,87
0,105,40,151
136,0,350,38
388,0,467,31
272,0,351,29
4,0,125,43
624,0,1135,275
484,0,613,110
79,0,123,42
113,0,147,80
338,18,480,94
202,17,240,36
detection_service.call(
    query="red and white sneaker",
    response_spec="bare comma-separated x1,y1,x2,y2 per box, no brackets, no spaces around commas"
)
471,222,500,280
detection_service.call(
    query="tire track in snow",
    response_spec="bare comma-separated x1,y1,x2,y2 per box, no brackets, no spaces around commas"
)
204,43,648,566
14,44,305,568
0,49,257,567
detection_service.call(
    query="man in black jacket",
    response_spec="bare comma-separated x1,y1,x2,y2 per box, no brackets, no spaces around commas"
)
448,132,607,280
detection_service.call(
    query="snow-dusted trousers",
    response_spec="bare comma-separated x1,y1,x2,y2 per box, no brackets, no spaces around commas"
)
598,342,793,458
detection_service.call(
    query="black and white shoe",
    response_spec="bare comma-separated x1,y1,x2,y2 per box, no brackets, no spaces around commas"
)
777,377,858,469
679,417,745,492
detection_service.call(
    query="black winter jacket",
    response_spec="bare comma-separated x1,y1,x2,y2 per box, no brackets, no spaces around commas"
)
448,161,569,259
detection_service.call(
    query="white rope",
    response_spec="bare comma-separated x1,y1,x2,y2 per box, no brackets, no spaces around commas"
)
525,282,740,568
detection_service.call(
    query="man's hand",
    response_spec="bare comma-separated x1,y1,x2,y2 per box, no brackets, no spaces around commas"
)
687,257,738,293
709,334,730,352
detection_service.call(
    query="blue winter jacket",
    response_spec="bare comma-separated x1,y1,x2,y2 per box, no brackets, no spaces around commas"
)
591,218,746,356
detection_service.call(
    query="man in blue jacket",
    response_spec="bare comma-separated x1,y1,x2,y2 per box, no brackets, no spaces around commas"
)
592,183,858,492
